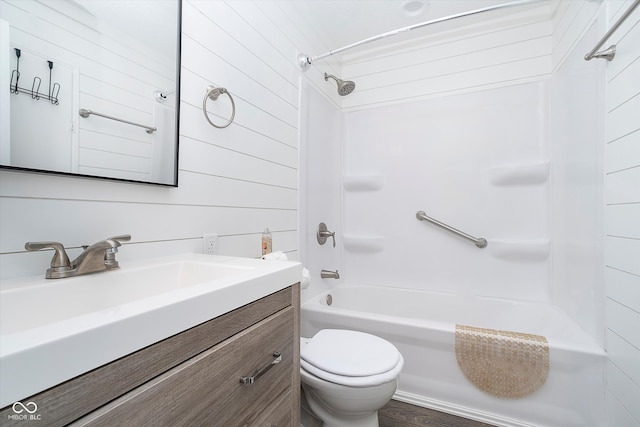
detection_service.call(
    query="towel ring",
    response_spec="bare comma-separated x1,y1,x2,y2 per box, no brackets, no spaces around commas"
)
203,85,235,128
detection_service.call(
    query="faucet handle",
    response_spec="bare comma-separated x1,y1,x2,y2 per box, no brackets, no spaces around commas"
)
103,235,131,269
108,234,131,245
25,241,71,269
317,223,336,248
105,235,132,250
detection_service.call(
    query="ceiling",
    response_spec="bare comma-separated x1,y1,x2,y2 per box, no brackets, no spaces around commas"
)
286,0,551,62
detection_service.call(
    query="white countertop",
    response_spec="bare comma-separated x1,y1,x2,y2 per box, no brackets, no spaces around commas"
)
0,253,301,407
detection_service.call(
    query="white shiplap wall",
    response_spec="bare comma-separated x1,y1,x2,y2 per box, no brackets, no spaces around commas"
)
603,1,640,425
1,0,175,182
340,2,554,110
0,0,337,280
548,0,606,346
551,0,603,69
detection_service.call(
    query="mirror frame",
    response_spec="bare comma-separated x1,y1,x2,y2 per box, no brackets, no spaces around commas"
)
1,2,182,187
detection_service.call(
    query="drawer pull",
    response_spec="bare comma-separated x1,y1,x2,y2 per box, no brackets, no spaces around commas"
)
239,352,282,384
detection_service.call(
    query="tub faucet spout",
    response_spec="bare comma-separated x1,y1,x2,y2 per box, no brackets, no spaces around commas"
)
321,269,340,279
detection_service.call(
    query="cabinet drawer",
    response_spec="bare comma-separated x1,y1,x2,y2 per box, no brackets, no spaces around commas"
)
74,307,294,427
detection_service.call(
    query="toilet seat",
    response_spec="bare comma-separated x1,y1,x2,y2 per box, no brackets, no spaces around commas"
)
301,329,403,387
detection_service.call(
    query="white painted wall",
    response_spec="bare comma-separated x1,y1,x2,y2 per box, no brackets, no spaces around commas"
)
601,1,640,425
1,1,637,424
6,47,74,172
0,19,9,162
547,1,640,424
549,4,605,347
0,0,341,281
1,0,176,182
300,2,638,425
340,2,554,110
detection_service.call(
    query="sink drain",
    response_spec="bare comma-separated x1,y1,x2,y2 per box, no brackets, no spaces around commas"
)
326,294,333,306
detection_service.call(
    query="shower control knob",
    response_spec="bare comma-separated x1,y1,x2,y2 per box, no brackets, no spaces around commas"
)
317,223,336,247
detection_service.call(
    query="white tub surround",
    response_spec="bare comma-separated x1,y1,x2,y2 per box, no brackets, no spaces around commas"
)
301,286,605,427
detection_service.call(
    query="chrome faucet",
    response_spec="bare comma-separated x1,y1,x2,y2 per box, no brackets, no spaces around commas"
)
25,234,131,279
320,269,340,279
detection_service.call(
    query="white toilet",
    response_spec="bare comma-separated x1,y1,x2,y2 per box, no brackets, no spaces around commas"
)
300,329,404,427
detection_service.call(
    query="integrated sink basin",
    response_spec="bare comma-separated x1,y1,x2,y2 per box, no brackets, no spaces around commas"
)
0,253,301,408
1,258,254,334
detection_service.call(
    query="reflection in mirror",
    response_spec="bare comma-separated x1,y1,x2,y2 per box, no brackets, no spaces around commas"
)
0,0,180,186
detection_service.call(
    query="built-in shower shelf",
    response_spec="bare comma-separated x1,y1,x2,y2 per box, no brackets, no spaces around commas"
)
489,238,550,261
343,175,384,191
343,234,384,253
488,162,549,186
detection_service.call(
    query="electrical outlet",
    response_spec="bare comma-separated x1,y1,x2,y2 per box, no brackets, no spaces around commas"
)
203,233,218,255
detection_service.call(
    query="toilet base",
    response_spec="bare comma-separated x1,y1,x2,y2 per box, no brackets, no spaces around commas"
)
302,383,391,427
300,388,323,427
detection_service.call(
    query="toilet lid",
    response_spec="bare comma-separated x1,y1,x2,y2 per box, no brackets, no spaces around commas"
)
301,329,401,377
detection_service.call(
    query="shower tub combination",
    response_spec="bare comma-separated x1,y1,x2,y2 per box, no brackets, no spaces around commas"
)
300,285,605,427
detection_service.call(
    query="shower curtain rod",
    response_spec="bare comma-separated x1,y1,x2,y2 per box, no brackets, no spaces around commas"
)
584,0,640,61
298,0,539,70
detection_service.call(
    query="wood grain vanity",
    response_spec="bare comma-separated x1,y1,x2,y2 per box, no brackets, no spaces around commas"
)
0,284,300,426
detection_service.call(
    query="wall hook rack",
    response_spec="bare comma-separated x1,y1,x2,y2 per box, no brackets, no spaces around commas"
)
9,48,61,105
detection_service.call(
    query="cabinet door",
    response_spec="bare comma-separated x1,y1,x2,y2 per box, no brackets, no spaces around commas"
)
249,389,292,426
74,308,294,427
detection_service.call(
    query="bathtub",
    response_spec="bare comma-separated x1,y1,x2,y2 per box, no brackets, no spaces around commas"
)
300,286,606,427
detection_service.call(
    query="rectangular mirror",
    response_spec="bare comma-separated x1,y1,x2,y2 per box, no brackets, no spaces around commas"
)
0,0,180,186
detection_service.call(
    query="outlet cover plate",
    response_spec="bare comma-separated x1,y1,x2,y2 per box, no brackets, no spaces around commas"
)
203,233,218,255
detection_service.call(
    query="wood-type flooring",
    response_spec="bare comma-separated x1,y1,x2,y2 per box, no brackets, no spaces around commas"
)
378,400,495,427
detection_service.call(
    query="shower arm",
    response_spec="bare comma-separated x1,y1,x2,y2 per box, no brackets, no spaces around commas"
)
298,0,538,70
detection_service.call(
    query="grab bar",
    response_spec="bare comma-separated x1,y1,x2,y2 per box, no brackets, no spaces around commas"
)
416,211,488,248
584,0,640,61
79,109,157,134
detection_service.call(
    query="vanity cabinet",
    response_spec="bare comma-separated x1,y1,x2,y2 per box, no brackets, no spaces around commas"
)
1,285,300,427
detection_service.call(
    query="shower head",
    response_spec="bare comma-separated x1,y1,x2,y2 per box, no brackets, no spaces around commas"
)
324,73,355,96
